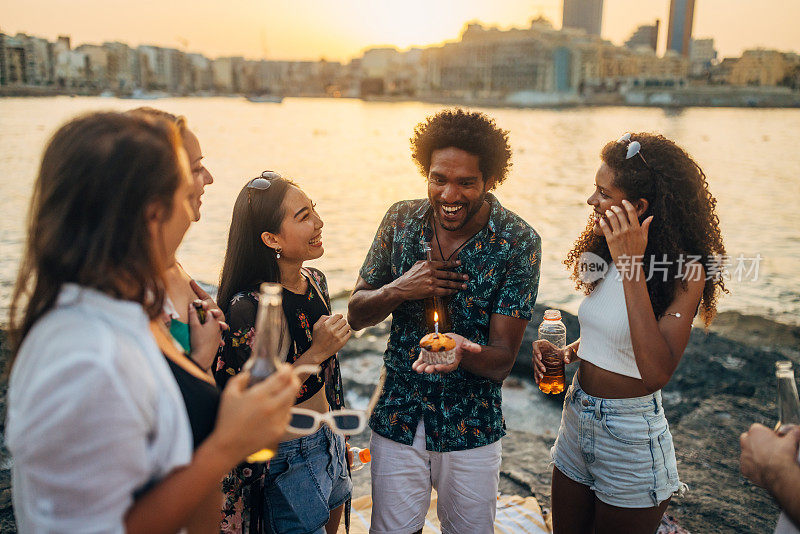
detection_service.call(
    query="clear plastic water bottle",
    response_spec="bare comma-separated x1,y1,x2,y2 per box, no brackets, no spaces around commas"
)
538,309,567,395
349,447,371,472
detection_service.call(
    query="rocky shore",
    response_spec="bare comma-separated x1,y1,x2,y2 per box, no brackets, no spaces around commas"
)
342,305,799,534
1,304,797,533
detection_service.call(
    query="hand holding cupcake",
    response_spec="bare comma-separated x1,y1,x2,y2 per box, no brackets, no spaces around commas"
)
412,332,481,375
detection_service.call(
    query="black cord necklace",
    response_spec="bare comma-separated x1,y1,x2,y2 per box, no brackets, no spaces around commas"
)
431,209,486,262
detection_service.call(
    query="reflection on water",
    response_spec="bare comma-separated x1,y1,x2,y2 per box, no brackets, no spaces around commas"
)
1,97,799,324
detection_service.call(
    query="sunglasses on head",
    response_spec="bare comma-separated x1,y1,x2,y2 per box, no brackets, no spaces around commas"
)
248,170,282,190
616,133,650,169
247,170,282,204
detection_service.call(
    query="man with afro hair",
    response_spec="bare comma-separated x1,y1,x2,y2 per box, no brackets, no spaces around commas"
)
348,109,541,533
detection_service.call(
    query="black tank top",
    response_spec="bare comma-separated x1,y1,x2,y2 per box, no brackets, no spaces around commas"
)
166,357,220,449
282,282,330,404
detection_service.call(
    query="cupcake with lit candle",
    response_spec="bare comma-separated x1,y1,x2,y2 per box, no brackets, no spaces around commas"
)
419,311,457,365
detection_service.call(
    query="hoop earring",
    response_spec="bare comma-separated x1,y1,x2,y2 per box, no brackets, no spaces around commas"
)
276,247,282,259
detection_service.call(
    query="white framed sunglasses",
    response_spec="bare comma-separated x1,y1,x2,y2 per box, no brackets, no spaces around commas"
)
285,363,369,436
287,407,368,436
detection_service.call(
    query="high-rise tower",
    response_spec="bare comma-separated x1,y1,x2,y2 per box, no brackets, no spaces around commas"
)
562,0,604,37
666,0,696,56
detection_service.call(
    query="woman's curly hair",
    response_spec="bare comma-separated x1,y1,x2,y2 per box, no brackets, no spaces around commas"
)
564,133,727,326
410,109,512,190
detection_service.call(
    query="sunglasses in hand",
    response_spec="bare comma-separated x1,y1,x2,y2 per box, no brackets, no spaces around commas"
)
287,407,368,436
286,364,368,436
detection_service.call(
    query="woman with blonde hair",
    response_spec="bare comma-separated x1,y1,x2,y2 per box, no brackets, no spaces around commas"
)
127,107,223,374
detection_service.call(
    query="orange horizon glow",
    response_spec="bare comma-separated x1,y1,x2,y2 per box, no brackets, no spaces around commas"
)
3,0,800,62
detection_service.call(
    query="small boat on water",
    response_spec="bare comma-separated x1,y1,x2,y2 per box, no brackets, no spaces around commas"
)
245,94,283,103
120,89,168,100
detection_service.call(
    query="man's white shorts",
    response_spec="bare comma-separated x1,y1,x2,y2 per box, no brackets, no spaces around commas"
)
369,419,502,534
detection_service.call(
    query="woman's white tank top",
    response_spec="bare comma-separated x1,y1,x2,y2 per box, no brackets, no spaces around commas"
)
577,263,641,379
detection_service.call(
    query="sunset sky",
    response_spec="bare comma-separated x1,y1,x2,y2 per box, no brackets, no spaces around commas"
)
3,0,799,62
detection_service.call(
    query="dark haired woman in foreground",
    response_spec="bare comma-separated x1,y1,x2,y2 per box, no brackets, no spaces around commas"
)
215,173,352,533
6,112,300,533
534,133,726,534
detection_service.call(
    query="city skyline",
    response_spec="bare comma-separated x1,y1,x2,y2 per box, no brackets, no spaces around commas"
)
3,0,800,62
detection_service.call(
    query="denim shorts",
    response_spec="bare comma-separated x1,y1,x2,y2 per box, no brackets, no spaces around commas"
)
551,376,682,508
264,426,352,533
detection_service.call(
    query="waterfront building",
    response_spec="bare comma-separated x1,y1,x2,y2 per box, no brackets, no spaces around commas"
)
420,18,687,99
361,47,401,79
163,48,187,93
280,61,316,95
103,42,138,92
359,46,422,95
562,0,603,37
728,48,798,87
138,46,169,91
689,38,717,77
667,0,695,57
422,23,556,97
76,44,109,88
186,53,213,93
625,21,659,52
15,34,54,86
53,37,88,89
0,34,29,85
211,56,238,93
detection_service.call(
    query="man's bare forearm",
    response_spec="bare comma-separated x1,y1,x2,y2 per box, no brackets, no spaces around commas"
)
459,343,516,383
348,283,405,331
459,314,527,383
771,460,800,526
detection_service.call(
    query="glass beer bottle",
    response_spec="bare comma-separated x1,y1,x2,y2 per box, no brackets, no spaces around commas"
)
422,242,452,333
245,282,285,462
538,309,567,395
775,360,800,434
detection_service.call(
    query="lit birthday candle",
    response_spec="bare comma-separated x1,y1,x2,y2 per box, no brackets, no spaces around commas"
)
434,310,439,335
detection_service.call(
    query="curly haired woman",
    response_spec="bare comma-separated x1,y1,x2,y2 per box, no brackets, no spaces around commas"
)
533,132,726,534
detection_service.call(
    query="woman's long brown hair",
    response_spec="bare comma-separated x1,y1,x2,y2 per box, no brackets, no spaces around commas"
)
564,132,727,326
8,112,185,361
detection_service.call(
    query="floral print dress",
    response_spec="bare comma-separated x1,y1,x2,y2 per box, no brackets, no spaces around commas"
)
214,267,345,533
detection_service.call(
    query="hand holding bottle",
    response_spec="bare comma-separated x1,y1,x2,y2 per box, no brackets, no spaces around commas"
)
347,444,371,472
532,341,578,384
740,423,800,490
206,364,300,464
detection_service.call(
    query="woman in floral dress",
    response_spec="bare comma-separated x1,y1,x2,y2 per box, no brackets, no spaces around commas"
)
215,172,352,533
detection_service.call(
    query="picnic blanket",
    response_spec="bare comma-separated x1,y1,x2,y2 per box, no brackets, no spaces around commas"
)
345,491,552,534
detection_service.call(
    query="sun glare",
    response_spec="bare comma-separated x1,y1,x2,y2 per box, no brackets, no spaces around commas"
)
354,1,469,50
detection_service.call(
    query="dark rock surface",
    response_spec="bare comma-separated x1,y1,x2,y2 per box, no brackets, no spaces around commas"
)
0,305,797,533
